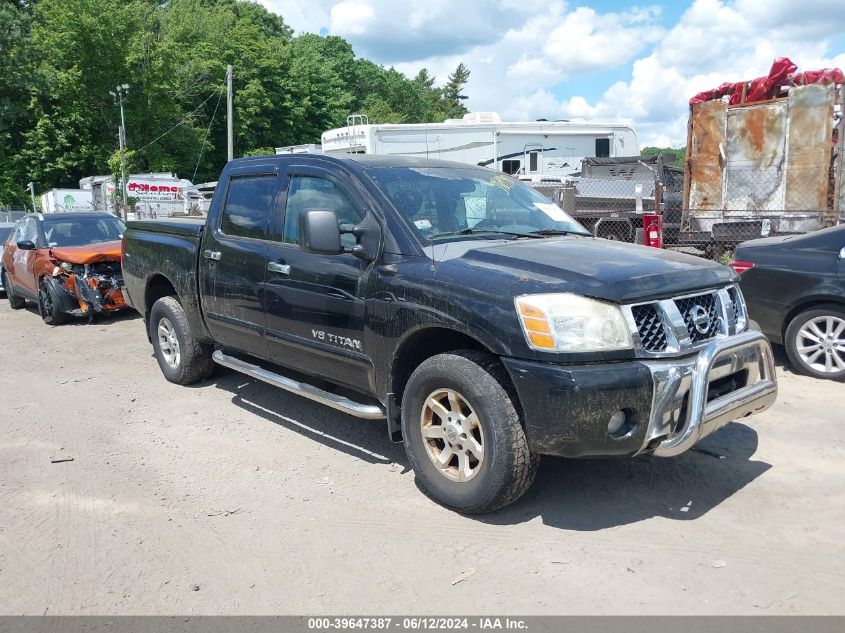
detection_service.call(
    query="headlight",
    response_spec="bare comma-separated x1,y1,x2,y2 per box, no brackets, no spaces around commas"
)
515,293,633,352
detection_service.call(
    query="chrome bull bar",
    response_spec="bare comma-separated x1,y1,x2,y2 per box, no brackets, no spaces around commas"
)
637,330,778,457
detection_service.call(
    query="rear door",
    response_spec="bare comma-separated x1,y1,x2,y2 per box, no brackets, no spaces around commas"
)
198,164,282,359
263,165,374,392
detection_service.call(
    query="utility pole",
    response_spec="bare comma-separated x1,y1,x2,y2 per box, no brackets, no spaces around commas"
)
110,84,130,219
227,64,234,162
27,182,37,213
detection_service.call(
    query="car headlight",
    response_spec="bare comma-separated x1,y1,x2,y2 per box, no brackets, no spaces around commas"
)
515,293,633,352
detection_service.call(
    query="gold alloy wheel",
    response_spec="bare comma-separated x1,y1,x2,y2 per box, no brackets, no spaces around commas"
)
420,388,484,482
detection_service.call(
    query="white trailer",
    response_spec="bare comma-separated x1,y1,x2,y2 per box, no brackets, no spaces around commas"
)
275,143,322,154
40,188,94,213
320,113,639,178
80,173,197,217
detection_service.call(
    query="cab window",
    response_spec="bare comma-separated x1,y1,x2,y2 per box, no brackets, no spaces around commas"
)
220,175,277,240
282,176,363,248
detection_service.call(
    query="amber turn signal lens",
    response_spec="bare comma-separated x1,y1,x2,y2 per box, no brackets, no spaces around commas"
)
527,331,555,349
520,316,551,334
517,303,546,319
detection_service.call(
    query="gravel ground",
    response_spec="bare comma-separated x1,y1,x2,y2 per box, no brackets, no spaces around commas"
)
0,300,843,615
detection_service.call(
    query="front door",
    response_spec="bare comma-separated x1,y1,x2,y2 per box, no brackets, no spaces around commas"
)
263,167,374,393
198,166,281,359
8,217,40,298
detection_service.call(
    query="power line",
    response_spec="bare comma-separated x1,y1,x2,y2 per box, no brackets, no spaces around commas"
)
135,86,224,153
192,87,225,182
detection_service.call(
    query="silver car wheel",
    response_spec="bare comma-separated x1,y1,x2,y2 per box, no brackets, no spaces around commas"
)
420,388,484,483
157,317,181,368
796,315,845,374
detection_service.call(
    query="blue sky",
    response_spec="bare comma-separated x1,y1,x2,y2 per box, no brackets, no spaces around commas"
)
260,0,845,147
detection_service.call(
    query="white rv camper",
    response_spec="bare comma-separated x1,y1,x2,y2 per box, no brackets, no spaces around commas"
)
320,113,639,177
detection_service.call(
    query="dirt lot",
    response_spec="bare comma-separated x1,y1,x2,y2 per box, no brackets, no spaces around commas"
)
0,300,843,616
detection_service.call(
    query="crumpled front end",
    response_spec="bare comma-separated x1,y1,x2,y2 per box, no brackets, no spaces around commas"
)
48,261,128,319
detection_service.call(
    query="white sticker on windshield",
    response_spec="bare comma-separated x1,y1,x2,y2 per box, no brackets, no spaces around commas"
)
533,202,574,223
414,219,432,231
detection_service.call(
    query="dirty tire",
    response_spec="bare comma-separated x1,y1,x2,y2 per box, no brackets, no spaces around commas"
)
401,350,539,514
4,272,26,309
38,277,68,326
785,305,845,382
150,296,215,385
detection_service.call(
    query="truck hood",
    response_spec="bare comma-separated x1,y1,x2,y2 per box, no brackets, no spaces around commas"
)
444,236,735,303
49,241,122,265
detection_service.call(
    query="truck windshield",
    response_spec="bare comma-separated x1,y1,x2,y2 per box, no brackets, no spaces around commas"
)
42,216,126,247
367,166,591,243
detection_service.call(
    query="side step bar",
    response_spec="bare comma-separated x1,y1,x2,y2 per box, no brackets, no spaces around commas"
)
212,351,385,420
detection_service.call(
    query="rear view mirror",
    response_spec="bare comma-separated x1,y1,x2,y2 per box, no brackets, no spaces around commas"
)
299,209,342,255
16,240,36,250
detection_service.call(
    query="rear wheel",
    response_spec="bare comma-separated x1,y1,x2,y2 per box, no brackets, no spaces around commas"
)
149,296,215,385
785,306,845,381
401,350,539,514
38,277,68,325
4,272,26,309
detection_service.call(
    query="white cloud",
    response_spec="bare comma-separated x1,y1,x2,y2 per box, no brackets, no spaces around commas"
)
329,1,375,36
543,7,663,73
551,0,845,145
259,0,845,146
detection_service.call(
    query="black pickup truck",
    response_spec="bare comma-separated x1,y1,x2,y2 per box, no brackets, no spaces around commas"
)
122,154,778,513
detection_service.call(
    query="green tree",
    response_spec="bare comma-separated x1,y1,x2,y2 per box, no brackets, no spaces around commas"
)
641,146,686,167
0,0,38,205
0,0,475,205
440,63,471,119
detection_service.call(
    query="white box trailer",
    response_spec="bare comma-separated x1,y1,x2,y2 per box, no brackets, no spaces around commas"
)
80,173,197,217
320,112,639,178
40,188,94,213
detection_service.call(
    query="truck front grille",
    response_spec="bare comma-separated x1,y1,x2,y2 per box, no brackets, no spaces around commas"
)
631,304,668,352
625,285,747,357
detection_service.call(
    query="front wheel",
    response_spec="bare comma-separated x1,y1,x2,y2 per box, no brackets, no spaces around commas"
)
149,296,215,385
38,277,68,326
401,350,539,514
785,306,845,381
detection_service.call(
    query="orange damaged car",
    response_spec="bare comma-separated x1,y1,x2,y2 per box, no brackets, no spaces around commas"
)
1,212,129,325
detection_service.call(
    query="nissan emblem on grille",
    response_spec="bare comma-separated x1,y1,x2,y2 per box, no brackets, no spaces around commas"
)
689,305,711,335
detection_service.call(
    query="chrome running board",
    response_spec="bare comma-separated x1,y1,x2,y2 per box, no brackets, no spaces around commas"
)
212,350,385,420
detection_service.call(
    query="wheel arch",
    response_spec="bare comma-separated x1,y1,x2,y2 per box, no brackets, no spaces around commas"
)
781,296,845,340
145,274,179,316
390,326,518,411
144,274,180,340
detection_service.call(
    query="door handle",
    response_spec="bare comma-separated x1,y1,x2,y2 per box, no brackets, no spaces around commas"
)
202,250,222,261
267,261,291,275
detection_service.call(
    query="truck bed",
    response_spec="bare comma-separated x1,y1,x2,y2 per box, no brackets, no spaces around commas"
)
122,218,208,342
128,218,205,238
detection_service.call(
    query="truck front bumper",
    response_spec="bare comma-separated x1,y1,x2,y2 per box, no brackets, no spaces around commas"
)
502,330,777,458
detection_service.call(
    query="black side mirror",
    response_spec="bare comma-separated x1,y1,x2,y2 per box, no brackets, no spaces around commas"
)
299,209,342,255
16,240,36,250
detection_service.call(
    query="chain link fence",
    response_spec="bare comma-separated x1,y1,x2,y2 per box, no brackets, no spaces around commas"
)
0,207,29,223
526,155,841,263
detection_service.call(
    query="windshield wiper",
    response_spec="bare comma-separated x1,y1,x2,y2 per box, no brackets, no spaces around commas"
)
429,227,544,239
530,229,591,237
